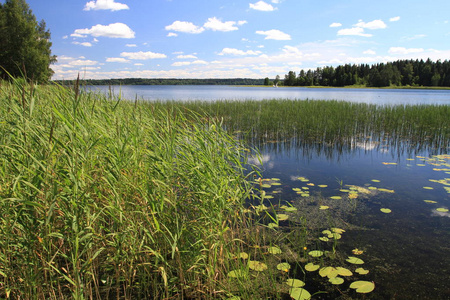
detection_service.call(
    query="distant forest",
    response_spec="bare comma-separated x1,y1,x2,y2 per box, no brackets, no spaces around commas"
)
283,59,450,87
53,59,450,88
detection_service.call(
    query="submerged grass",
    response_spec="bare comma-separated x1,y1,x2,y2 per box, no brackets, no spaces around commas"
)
0,79,260,299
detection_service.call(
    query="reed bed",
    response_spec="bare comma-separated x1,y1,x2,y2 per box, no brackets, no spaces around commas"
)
0,80,258,299
174,99,449,154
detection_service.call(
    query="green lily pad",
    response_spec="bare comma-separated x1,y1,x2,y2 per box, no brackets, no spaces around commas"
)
286,278,305,288
424,200,438,203
261,184,271,188
268,246,282,254
319,266,339,278
371,179,380,182
238,252,248,259
267,222,279,229
436,208,449,212
329,277,344,285
331,228,345,234
349,281,375,293
228,269,247,278
336,267,353,276
308,250,324,258
423,186,434,190
248,261,268,272
330,196,342,200
281,205,297,212
289,287,312,300
318,184,328,188
319,237,329,242
304,263,320,272
322,230,332,235
346,256,364,264
355,268,370,275
277,214,289,221
380,208,392,213
319,205,329,210
277,262,291,271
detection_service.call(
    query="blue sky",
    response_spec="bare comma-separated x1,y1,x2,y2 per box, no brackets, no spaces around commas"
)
21,0,450,80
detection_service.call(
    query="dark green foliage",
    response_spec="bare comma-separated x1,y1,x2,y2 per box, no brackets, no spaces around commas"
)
0,0,56,83
285,59,450,87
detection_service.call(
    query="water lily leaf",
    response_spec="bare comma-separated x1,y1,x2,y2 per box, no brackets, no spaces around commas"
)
268,246,282,254
239,252,249,259
340,189,350,193
228,269,247,278
319,266,338,278
289,287,311,300
331,228,345,234
281,205,297,212
330,196,342,200
267,223,279,229
286,278,305,288
302,187,310,190
305,263,320,272
264,195,274,199
319,205,329,210
248,261,268,272
436,208,449,212
318,185,328,188
308,250,324,257
261,184,271,188
331,233,342,239
368,186,377,190
329,277,344,285
292,188,302,192
277,214,289,221
423,186,434,190
424,200,438,203
349,281,375,293
336,267,353,276
378,188,395,193
301,193,310,197
271,178,280,181
355,268,370,275
307,183,315,186
322,230,332,235
271,182,282,186
352,248,364,255
319,237,329,242
380,208,392,214
346,256,364,264
371,179,381,183
277,262,291,271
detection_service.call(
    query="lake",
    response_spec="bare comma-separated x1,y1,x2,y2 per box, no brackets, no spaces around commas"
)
94,85,449,299
89,85,450,105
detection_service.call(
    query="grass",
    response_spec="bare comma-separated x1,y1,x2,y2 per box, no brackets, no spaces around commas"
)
0,79,260,299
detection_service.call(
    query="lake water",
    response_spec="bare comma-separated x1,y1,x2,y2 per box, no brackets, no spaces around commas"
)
94,85,449,299
89,85,450,106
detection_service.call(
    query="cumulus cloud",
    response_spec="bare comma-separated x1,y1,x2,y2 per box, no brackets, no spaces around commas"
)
219,48,262,56
69,59,99,66
355,19,387,30
388,47,424,55
337,27,372,37
363,49,376,55
204,17,239,32
84,0,129,11
176,54,198,59
106,57,130,63
72,41,92,47
125,44,137,47
249,1,276,11
171,60,208,67
167,32,178,37
72,23,135,38
256,29,291,40
390,16,400,22
120,51,167,60
329,23,342,28
165,21,205,34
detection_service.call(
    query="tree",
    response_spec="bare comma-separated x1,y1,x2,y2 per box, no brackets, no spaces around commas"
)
264,77,270,86
0,0,56,82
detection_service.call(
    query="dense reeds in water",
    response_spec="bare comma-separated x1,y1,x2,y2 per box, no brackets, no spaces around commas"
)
0,80,257,299
176,99,449,156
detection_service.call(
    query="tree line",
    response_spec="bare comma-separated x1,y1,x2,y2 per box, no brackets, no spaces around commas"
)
281,59,450,87
54,78,265,86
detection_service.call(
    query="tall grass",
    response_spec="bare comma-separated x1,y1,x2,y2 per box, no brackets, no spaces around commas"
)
0,79,256,299
175,99,450,155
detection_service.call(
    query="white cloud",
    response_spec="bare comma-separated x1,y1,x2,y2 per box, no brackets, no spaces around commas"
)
69,59,98,66
176,54,198,59
337,27,372,37
256,29,291,40
401,34,426,41
249,1,276,11
238,20,248,26
167,32,178,37
120,51,167,60
165,21,204,34
171,60,208,67
106,57,130,63
363,49,376,55
134,63,144,66
203,17,239,32
125,44,137,47
73,23,135,38
390,16,400,22
84,0,129,11
329,23,342,28
388,47,424,55
219,48,262,56
355,19,387,30
72,41,92,47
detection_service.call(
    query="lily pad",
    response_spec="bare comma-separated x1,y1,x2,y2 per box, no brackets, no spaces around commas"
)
304,263,320,272
331,228,345,234
319,237,329,242
330,196,342,200
352,248,364,255
329,277,344,285
371,179,381,182
436,208,449,212
336,267,353,276
289,287,312,300
346,256,364,264
238,252,249,259
228,269,247,278
322,230,332,235
319,266,339,278
268,246,282,255
424,200,438,204
349,281,375,293
380,208,392,213
277,214,289,221
318,185,328,188
248,261,268,272
277,262,291,271
308,250,324,258
355,268,370,275
286,278,305,288
281,205,297,212
423,186,434,190
267,222,279,229
319,205,330,210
